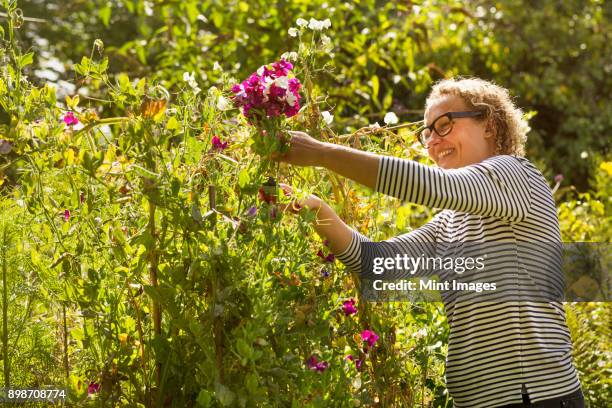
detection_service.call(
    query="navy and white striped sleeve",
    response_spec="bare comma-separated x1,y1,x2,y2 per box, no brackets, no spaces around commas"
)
375,155,533,223
335,215,441,276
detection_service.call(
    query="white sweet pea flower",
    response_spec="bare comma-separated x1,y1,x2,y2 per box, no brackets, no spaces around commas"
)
321,111,333,125
232,84,245,98
281,51,299,61
183,71,201,95
296,18,308,27
286,91,297,107
580,151,589,159
322,18,331,29
216,95,230,111
384,112,399,125
321,34,333,53
183,71,194,83
368,122,381,129
213,61,222,71
257,65,265,76
274,76,289,89
308,18,324,31
288,27,298,37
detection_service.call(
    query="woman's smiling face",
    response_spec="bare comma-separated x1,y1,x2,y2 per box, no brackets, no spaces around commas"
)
424,95,497,169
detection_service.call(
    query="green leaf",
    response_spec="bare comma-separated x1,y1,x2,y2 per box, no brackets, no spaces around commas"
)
71,327,84,341
236,338,252,360
211,11,224,28
245,373,258,394
404,40,414,72
371,75,380,108
214,383,235,407
238,168,250,188
196,390,212,407
18,52,34,69
238,2,249,12
99,5,111,27
116,73,130,93
383,91,393,110
99,57,109,73
185,2,199,24
166,116,180,131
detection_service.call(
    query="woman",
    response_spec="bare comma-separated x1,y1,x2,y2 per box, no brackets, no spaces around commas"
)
276,78,584,408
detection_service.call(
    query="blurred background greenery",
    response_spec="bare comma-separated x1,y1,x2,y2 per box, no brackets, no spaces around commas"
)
13,0,611,189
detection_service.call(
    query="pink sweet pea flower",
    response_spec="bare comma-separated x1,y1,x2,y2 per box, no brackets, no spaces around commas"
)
63,111,79,126
342,298,358,316
306,355,328,372
87,382,100,395
230,60,301,121
211,135,228,151
554,174,564,183
64,209,70,222
361,329,379,348
317,249,335,263
346,355,364,370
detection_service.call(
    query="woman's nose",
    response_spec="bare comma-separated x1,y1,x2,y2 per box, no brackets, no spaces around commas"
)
426,131,444,148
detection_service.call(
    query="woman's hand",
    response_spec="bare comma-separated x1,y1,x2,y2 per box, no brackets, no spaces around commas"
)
276,183,353,257
277,183,322,214
272,131,328,167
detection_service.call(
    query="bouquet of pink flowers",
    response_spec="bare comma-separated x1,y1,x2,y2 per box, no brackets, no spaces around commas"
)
231,59,302,157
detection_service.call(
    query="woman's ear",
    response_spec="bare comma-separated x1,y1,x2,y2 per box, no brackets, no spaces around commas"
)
485,120,496,139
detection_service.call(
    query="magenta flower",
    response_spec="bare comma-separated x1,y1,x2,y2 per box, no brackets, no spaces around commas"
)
342,298,358,316
231,59,302,121
361,329,379,348
323,239,330,247
211,135,229,151
64,209,70,222
346,355,364,370
63,111,79,126
306,355,328,372
317,249,335,263
87,382,100,395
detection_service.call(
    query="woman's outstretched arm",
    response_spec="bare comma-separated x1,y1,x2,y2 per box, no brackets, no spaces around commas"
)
276,131,381,190
279,131,534,223
279,184,439,277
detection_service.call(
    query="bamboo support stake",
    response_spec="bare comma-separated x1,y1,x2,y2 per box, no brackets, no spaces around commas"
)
148,200,162,391
209,185,225,384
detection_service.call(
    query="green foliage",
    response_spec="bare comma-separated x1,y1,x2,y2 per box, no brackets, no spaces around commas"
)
14,0,611,189
565,302,612,407
0,1,610,407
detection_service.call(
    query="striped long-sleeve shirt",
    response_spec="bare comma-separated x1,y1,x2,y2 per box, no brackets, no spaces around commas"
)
336,154,581,408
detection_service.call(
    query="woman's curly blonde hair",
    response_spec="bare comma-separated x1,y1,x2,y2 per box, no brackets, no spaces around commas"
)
425,77,529,156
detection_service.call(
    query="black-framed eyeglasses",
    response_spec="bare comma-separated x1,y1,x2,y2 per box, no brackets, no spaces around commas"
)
416,111,484,147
